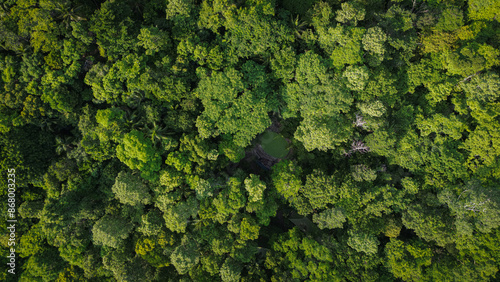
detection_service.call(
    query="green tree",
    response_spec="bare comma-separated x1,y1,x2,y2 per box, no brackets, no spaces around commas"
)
416,113,467,140
468,0,500,22
92,214,134,248
379,5,417,65
301,169,337,211
158,195,198,233
137,209,164,237
187,175,215,200
435,7,464,32
195,63,272,148
112,171,152,206
347,229,379,255
135,233,173,268
270,47,296,82
19,223,46,258
78,105,116,161
442,43,499,77
213,176,247,224
351,164,377,182
270,227,337,281
385,239,432,282
220,258,243,282
312,208,346,229
171,236,200,275
89,0,138,59
271,160,303,200
244,174,266,203
20,247,67,282
137,26,170,55
218,136,246,163
116,130,162,181
358,100,385,117
335,2,365,26
284,51,352,118
95,107,127,143
158,168,185,192
284,51,353,151
19,200,44,219
223,0,294,59
343,65,369,91
402,202,456,247
438,180,500,236
362,26,387,64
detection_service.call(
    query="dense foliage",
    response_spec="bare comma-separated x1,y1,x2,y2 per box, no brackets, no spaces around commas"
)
1,0,499,281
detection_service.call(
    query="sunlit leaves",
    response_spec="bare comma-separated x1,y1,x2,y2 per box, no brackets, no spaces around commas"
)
461,72,500,104
137,27,170,55
443,43,500,76
284,51,353,151
138,209,164,236
295,115,352,152
223,0,293,59
468,0,500,22
385,239,432,281
347,230,379,254
435,7,464,32
195,64,272,147
160,196,198,233
402,203,456,247
244,174,266,202
416,113,467,140
272,160,302,199
343,65,369,91
362,26,387,60
213,176,246,223
301,169,336,211
312,208,346,229
220,258,243,282
335,2,365,26
441,180,500,234
116,130,161,181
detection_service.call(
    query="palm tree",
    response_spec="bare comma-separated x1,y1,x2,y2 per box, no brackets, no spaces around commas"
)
55,135,76,155
39,117,59,133
145,121,174,148
45,1,87,28
290,15,307,39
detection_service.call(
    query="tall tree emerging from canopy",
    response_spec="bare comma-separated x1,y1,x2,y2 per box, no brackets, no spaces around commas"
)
284,51,353,151
116,130,161,181
195,61,273,148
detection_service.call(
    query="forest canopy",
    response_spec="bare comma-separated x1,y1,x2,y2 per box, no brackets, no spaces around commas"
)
1,0,500,281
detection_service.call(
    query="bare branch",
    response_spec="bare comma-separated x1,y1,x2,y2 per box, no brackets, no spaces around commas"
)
351,140,370,153
353,114,367,128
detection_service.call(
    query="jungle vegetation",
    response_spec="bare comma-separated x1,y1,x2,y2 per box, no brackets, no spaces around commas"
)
1,0,500,281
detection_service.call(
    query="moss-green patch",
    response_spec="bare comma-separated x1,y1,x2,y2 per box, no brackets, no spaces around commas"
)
259,131,289,158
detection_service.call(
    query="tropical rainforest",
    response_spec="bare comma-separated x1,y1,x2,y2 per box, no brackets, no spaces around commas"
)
1,0,500,281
